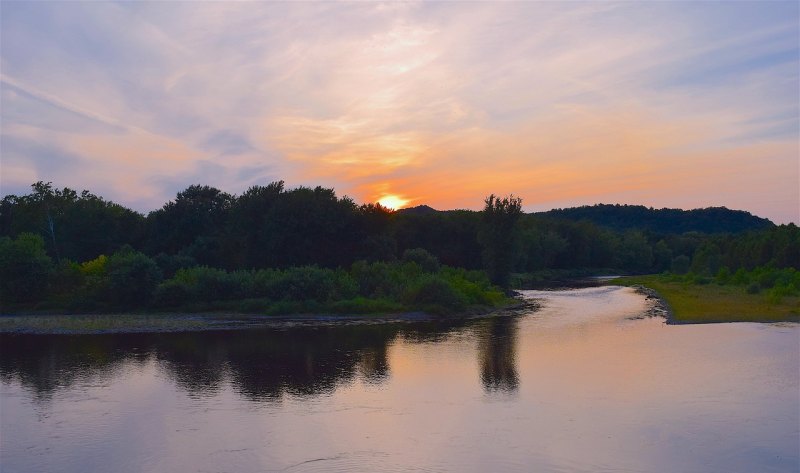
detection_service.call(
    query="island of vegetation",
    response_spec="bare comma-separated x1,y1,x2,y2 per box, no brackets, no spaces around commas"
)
0,181,797,332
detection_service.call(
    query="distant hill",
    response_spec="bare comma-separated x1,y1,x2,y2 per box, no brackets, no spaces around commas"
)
396,205,438,215
535,204,773,234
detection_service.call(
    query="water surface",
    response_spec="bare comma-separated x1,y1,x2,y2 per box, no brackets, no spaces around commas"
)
2,286,798,472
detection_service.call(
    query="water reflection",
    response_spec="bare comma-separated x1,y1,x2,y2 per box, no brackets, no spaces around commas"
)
477,317,519,393
2,288,798,473
0,335,139,402
0,318,506,402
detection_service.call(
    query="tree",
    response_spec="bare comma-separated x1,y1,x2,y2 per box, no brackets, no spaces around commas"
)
402,248,441,273
478,194,522,288
0,182,145,263
0,233,54,303
145,185,233,261
105,248,163,308
615,231,654,272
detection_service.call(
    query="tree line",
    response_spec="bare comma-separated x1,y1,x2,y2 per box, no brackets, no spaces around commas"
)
539,203,773,234
1,181,798,311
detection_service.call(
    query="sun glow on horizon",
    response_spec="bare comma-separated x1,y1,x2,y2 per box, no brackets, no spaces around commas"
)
377,195,409,210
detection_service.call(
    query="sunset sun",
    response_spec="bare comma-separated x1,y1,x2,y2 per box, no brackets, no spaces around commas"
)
0,2,797,471
377,195,409,210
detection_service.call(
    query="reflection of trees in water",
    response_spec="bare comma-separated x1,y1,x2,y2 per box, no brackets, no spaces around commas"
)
477,316,519,393
0,335,146,403
0,319,475,402
222,326,397,401
153,334,229,396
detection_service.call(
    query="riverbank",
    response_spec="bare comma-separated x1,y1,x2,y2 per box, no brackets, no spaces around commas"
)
0,298,537,335
612,275,800,323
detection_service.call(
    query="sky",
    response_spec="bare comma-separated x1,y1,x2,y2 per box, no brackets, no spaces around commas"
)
1,1,798,223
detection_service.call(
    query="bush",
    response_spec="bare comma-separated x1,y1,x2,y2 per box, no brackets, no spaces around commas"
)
404,276,467,311
0,233,54,303
402,248,440,273
731,268,750,285
269,266,358,302
47,259,86,308
247,268,282,298
715,267,730,285
351,261,420,299
80,254,107,277
757,269,780,290
692,274,711,285
268,266,339,302
170,266,240,302
154,279,193,307
106,249,163,308
671,255,690,275
766,284,796,304
442,267,504,305
157,265,360,306
154,253,197,278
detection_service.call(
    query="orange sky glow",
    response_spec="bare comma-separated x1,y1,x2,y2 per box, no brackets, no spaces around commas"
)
1,2,798,222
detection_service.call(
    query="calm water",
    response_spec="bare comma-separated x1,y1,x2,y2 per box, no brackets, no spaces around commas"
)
1,286,798,472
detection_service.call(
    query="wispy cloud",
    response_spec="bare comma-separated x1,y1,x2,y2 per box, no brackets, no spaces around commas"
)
1,2,797,222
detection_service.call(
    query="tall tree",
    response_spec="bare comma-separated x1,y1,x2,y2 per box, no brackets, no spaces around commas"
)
478,194,522,288
145,185,233,261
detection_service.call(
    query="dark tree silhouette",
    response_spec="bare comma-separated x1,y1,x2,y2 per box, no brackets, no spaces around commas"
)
479,194,522,288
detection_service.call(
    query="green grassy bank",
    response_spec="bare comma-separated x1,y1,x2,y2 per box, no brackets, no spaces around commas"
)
613,275,800,323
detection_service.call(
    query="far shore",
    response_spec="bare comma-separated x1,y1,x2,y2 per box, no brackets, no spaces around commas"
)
0,299,538,335
5,277,797,335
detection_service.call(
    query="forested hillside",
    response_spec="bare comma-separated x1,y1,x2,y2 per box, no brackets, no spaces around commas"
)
1,181,797,312
538,204,773,234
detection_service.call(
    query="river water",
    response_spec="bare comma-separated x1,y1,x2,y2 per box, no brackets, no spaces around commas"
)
1,286,798,472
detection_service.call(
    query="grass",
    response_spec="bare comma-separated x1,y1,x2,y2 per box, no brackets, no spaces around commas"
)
613,275,800,323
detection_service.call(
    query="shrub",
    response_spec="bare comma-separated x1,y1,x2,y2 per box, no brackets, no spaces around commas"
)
671,255,690,275
731,268,750,285
106,249,163,308
404,276,467,311
402,248,441,273
766,284,796,304
154,279,193,307
351,261,415,299
78,254,109,298
154,253,197,278
746,282,761,294
171,266,240,302
248,268,282,298
715,267,730,285
268,266,338,302
0,233,54,303
80,254,107,277
691,274,711,285
757,269,780,289
47,259,86,309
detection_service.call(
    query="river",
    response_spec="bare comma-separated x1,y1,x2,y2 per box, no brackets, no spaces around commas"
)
1,286,798,472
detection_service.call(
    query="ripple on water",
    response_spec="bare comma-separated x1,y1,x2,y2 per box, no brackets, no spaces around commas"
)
1,286,797,473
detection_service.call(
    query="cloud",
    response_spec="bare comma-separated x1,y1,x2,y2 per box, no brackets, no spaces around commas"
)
1,2,797,222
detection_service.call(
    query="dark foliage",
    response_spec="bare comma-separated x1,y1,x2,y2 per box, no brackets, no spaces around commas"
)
539,204,773,234
1,181,797,310
0,233,53,303
0,182,144,263
479,194,523,288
